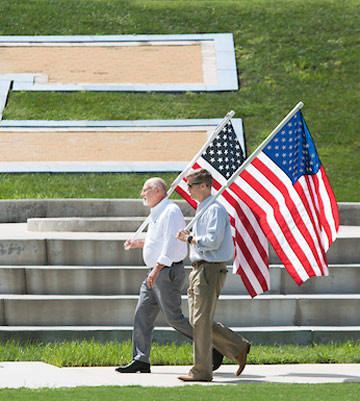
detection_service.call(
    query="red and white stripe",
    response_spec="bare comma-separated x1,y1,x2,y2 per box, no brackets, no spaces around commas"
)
229,152,339,285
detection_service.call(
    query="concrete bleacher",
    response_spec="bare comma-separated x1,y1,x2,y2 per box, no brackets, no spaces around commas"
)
0,199,359,345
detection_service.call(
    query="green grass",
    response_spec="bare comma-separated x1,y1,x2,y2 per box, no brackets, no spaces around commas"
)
0,0,359,201
0,384,359,401
0,173,181,199
1,339,360,368
1,340,360,400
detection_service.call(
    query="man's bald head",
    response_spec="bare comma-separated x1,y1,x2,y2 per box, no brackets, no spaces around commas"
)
146,177,167,194
141,177,168,207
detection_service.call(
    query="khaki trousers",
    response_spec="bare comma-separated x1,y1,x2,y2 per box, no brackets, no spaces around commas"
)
188,262,249,380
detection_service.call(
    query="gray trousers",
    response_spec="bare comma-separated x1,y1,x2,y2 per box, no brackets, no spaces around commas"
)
132,263,193,363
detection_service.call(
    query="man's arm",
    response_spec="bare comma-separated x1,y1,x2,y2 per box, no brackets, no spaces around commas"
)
146,262,165,288
177,206,226,251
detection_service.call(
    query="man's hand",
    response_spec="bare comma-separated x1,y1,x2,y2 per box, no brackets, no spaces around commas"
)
124,239,144,249
176,229,191,242
147,263,164,288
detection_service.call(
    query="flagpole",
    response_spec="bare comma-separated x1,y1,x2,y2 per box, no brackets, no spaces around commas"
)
124,110,235,249
185,101,304,231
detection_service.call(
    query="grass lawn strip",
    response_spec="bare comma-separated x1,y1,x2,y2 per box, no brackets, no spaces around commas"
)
1,340,359,367
0,383,359,401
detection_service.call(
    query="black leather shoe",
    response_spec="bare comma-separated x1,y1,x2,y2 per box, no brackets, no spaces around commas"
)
115,360,151,373
212,347,224,371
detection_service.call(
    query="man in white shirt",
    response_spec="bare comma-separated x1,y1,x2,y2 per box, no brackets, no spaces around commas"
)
116,177,224,374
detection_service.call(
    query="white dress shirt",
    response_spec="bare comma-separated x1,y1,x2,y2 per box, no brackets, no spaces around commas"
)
143,197,187,268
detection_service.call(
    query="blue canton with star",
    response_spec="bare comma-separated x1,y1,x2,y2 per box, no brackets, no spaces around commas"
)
202,122,245,179
263,111,321,185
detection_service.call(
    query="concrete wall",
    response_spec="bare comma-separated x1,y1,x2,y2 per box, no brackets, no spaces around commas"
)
2,295,360,327
0,199,356,224
0,199,195,223
1,264,359,296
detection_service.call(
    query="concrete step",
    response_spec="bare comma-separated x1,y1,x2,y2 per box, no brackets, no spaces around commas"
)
277,264,360,295
268,226,360,265
0,199,357,225
1,294,360,327
0,199,195,223
27,216,192,232
0,325,359,345
0,224,358,266
24,203,360,232
1,264,359,296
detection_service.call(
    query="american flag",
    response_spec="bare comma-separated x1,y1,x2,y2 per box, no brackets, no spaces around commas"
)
174,121,271,297
229,110,339,286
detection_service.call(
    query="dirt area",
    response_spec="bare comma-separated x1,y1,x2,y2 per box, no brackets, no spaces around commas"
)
0,129,208,161
0,44,203,84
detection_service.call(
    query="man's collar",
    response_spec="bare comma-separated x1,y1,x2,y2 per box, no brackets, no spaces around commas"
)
197,195,213,212
150,196,169,220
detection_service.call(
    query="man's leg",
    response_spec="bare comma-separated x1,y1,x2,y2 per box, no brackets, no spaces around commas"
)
154,264,193,340
212,322,251,376
116,276,159,373
209,263,251,376
132,278,160,363
186,263,227,381
211,322,250,361
155,263,225,372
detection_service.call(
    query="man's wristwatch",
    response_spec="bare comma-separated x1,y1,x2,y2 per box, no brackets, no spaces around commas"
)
187,235,193,244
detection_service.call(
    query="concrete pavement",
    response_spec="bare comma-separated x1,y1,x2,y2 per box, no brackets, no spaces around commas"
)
0,362,360,388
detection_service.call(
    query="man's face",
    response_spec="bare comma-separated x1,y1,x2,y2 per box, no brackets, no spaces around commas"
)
187,177,205,202
141,181,159,208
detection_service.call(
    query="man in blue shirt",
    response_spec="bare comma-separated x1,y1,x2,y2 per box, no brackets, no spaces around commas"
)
176,168,251,382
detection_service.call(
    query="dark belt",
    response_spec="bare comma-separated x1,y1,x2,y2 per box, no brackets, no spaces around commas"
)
191,260,225,267
162,260,183,268
150,260,183,270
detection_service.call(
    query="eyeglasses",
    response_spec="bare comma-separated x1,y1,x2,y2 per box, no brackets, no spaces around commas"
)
187,182,203,189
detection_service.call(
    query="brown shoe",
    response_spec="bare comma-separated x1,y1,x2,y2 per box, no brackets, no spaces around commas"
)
178,375,212,382
235,343,251,376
